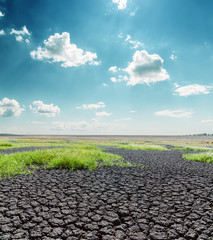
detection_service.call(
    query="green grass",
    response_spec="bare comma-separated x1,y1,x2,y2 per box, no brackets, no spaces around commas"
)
99,142,168,151
120,143,168,151
172,146,208,152
0,139,78,150
0,142,13,147
0,145,132,180
183,152,213,163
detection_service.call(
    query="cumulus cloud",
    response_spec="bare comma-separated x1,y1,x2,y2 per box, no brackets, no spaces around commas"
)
110,77,117,82
155,110,193,118
96,111,112,117
10,25,30,36
0,29,5,35
125,35,144,49
174,84,213,96
110,75,127,82
0,97,25,117
10,25,31,43
112,0,127,9
30,32,100,67
201,120,213,124
109,66,119,72
15,35,23,42
123,50,169,86
30,100,60,117
102,83,108,87
0,11,5,17
110,77,120,82
76,102,106,110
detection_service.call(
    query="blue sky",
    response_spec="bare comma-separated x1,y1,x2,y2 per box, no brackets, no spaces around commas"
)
0,0,213,135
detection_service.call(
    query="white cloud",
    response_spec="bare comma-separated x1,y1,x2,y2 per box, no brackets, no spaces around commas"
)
96,111,112,117
169,54,177,61
174,84,213,96
201,120,213,124
30,100,60,117
124,50,169,86
110,75,127,82
52,121,90,131
130,110,136,113
118,33,123,38
169,51,177,61
112,0,127,9
102,83,108,87
90,119,124,131
16,35,23,42
109,66,119,72
123,75,128,80
30,32,100,67
10,25,30,36
10,25,30,43
0,29,5,35
115,118,132,121
76,102,106,110
51,119,124,133
110,77,120,82
0,97,25,117
155,110,193,118
125,35,131,41
125,35,144,49
130,11,136,16
110,77,117,82
0,11,5,17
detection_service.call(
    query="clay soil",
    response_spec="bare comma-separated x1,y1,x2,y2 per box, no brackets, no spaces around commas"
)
0,147,213,239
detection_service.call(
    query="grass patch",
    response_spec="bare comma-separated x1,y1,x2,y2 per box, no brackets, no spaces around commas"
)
0,142,13,147
0,139,78,150
0,145,132,180
99,142,168,151
172,146,208,152
183,152,213,163
120,144,168,151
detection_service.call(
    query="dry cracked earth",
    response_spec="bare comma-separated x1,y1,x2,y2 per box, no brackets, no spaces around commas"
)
0,147,213,240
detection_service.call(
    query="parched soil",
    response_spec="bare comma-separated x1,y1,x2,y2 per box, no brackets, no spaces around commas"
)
0,148,213,240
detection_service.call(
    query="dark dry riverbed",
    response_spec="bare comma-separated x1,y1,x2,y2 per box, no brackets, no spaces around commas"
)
0,147,213,240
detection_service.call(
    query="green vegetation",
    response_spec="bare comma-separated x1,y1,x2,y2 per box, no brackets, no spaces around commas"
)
0,139,78,150
0,139,169,151
0,145,132,179
172,146,208,152
120,143,168,151
99,142,168,151
0,142,13,147
2,136,213,180
183,152,213,163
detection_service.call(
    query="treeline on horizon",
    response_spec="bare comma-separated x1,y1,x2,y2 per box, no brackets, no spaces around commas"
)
191,133,213,136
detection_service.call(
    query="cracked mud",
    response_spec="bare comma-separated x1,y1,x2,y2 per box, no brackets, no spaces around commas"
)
0,148,213,239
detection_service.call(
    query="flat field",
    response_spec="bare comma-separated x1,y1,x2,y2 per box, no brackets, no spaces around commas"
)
0,135,212,239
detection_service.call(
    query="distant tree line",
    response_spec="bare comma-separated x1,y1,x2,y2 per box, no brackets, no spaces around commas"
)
191,133,213,136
